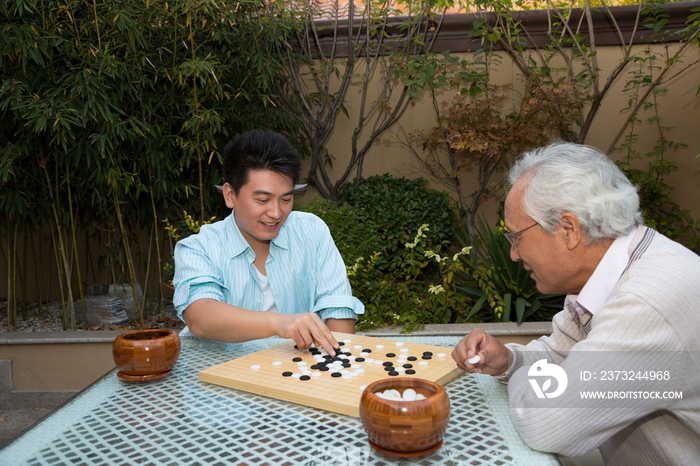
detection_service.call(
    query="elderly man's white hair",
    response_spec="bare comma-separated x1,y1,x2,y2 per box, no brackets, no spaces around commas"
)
507,142,643,243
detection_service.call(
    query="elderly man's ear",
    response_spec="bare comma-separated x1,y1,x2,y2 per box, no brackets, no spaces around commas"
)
560,212,583,250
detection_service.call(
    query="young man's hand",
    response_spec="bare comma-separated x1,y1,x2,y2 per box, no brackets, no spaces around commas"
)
273,312,340,356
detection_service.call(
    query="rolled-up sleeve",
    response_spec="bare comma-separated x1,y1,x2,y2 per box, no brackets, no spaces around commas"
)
173,238,226,320
315,295,365,321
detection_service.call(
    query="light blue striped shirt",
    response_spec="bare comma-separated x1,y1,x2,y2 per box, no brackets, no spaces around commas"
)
173,211,364,322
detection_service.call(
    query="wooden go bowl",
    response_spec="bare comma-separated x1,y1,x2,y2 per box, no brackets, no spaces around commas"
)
112,329,181,377
359,377,450,457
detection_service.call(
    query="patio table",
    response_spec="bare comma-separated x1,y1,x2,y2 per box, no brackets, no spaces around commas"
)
0,335,559,465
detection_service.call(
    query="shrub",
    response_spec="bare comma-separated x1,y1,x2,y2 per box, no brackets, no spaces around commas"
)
295,196,382,268
337,174,456,273
298,178,472,332
455,218,565,324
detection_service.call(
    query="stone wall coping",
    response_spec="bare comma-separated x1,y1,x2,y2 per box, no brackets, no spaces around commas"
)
0,331,127,345
0,322,552,345
364,321,553,337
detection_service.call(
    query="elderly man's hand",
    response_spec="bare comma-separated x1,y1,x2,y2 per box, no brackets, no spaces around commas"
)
273,312,340,356
452,328,510,375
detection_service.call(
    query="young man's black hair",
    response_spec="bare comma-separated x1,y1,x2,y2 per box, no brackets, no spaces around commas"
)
222,129,301,195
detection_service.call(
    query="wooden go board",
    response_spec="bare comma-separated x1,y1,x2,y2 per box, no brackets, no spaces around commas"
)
199,332,463,417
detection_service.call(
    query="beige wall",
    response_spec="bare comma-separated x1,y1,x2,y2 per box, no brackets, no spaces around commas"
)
0,342,116,390
302,43,700,227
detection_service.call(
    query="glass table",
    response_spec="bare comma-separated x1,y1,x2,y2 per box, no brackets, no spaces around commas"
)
0,335,559,465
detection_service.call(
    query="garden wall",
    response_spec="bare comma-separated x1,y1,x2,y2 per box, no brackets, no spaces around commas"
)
310,41,700,227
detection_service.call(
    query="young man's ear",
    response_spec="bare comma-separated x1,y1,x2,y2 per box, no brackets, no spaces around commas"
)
222,183,235,209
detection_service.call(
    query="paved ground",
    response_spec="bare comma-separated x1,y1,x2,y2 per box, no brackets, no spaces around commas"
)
0,407,55,449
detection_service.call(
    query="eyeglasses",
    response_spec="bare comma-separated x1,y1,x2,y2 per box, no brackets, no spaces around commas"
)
504,222,539,246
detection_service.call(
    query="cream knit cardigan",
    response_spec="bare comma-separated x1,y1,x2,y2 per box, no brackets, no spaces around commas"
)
500,226,700,465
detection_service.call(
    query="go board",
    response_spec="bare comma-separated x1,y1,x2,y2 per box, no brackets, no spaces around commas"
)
199,332,463,417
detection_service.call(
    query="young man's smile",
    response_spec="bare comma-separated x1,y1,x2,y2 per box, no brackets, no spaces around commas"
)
223,169,295,248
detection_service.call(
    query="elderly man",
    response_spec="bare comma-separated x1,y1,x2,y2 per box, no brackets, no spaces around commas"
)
453,142,700,465
173,129,363,355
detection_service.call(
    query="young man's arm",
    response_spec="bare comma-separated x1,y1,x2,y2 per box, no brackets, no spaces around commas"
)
184,298,341,354
326,318,355,334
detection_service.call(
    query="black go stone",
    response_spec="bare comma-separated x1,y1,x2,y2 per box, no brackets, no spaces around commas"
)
422,355,432,360
300,375,311,381
363,349,372,353
355,357,365,362
407,356,418,361
405,369,416,375
319,366,330,372
385,353,396,358
342,362,351,368
310,364,320,370
384,366,395,372
338,341,345,346
331,372,342,378
403,364,413,369
382,361,393,366
292,357,303,362
388,371,399,376
423,351,433,357
282,371,293,377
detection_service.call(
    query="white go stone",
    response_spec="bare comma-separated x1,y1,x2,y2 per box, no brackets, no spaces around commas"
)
365,358,375,363
342,374,353,380
359,385,367,391
467,355,481,364
399,348,409,353
383,389,402,400
292,373,302,379
272,361,282,366
250,364,261,370
373,360,384,365
402,388,417,401
375,344,385,349
437,353,447,358
419,361,429,366
395,341,405,346
312,372,322,377
354,345,363,349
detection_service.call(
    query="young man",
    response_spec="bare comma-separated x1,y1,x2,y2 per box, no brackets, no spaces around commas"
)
173,129,363,355
453,142,700,465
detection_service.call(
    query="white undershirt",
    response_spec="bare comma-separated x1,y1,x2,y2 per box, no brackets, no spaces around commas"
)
254,268,278,313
